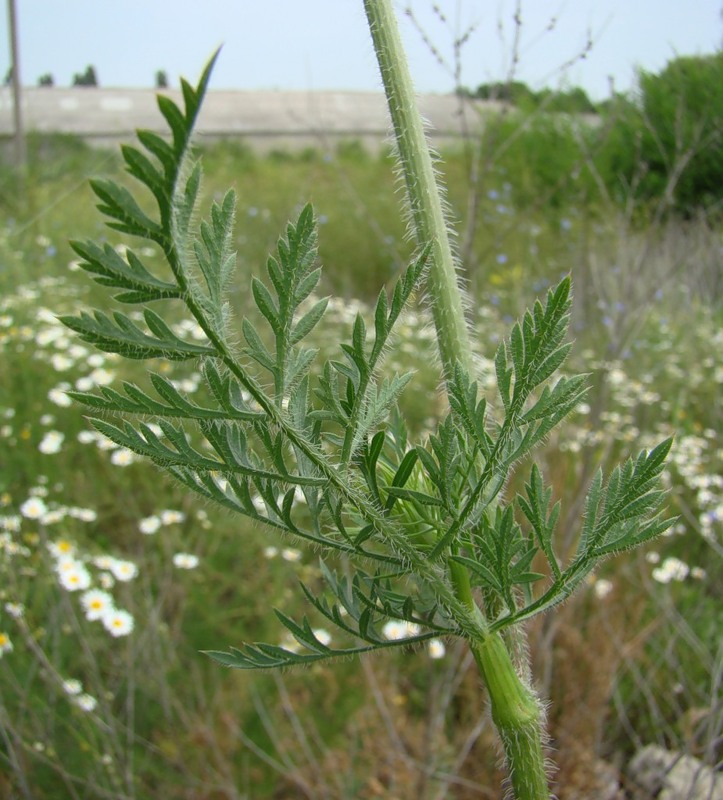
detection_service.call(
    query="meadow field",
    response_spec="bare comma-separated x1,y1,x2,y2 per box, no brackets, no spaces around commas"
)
0,121,720,799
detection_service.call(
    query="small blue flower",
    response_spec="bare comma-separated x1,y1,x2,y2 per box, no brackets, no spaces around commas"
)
487,189,499,200
496,253,508,265
560,218,572,231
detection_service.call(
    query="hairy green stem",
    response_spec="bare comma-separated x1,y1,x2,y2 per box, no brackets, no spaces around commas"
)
364,1,551,796
472,634,549,800
363,0,473,380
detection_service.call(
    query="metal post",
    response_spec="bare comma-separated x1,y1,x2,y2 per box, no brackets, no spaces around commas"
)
7,0,27,170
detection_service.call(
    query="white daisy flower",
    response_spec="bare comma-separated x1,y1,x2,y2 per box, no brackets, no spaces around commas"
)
110,448,135,466
62,679,82,696
20,497,48,520
48,386,73,407
427,639,446,659
74,693,97,712
102,608,134,638
81,589,114,621
172,553,199,570
0,632,14,657
109,559,138,582
58,563,92,592
160,509,185,525
38,431,64,454
138,515,161,535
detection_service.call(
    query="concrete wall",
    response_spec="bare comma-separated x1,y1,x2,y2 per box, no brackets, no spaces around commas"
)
0,87,497,150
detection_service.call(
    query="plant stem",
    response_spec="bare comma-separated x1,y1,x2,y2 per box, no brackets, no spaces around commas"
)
472,634,550,800
364,2,551,796
363,0,473,381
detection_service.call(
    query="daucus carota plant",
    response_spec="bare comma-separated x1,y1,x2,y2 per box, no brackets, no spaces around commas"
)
61,2,673,797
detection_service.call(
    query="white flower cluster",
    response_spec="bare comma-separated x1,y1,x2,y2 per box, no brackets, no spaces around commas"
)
45,539,136,637
61,677,97,712
650,555,691,584
381,620,446,659
18,494,97,527
138,508,186,534
263,546,302,562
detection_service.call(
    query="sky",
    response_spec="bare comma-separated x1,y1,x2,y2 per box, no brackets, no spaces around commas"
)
2,1,721,101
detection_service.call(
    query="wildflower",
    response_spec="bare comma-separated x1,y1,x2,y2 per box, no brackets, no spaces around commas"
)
0,632,13,657
38,431,64,454
95,435,116,452
74,376,95,392
110,448,135,466
102,608,134,637
172,553,199,569
62,679,82,696
160,509,185,525
81,589,114,621
48,538,75,559
652,556,690,584
98,572,115,590
138,515,161,535
281,547,302,563
0,515,21,532
42,508,66,525
427,638,446,659
94,555,116,572
4,602,24,618
313,628,332,646
263,546,278,559
593,579,614,599
279,632,301,653
109,559,138,582
75,693,97,712
89,368,114,386
20,496,48,520
58,562,92,592
77,430,97,444
48,385,73,407
68,507,97,523
382,620,420,640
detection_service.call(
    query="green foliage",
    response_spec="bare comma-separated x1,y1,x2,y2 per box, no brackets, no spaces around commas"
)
472,112,597,208
62,53,673,680
72,65,98,87
597,53,723,211
468,80,596,114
